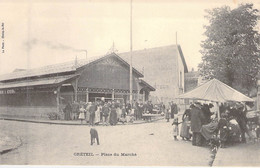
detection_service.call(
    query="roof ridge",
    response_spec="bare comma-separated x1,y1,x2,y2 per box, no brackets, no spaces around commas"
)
0,54,107,77
118,44,177,55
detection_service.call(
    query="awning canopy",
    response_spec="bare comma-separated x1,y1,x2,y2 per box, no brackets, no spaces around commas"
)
139,79,156,91
0,74,79,89
178,78,254,102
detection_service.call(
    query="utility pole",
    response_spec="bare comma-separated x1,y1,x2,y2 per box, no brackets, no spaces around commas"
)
129,0,133,104
176,32,180,92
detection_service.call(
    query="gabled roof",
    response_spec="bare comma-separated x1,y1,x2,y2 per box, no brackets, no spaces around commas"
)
83,53,144,77
0,53,143,82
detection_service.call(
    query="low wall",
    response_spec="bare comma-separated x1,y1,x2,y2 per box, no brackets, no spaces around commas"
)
0,106,57,120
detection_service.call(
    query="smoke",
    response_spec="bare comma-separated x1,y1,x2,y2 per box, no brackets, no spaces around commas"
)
25,38,86,53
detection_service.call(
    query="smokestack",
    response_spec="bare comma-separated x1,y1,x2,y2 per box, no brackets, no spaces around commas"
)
81,50,87,60
74,55,78,67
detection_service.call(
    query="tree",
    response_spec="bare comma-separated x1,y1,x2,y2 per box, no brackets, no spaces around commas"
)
199,3,260,95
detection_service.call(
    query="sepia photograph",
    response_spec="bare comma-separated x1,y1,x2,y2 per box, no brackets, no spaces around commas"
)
0,0,260,167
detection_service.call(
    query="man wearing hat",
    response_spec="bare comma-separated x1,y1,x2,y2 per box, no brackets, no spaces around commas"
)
190,102,205,146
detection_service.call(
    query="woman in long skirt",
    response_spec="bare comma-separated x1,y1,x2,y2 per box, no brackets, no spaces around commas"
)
85,103,91,123
94,105,101,124
116,107,122,121
180,109,192,140
109,104,117,125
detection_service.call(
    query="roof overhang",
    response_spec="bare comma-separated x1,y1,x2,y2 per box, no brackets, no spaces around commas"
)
139,79,156,91
0,74,79,90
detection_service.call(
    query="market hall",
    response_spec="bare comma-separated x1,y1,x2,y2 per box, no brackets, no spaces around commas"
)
0,53,155,120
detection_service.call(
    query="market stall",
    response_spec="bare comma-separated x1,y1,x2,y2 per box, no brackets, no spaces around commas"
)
178,78,256,146
178,78,254,119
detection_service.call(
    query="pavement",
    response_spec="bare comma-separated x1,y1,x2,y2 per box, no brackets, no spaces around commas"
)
0,116,163,157
1,117,259,166
213,142,260,167
0,119,212,166
0,116,164,126
0,132,22,155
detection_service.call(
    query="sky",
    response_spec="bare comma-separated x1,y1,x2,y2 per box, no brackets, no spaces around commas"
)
0,0,259,75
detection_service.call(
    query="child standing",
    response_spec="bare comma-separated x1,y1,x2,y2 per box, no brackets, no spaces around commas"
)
172,117,181,140
79,105,85,125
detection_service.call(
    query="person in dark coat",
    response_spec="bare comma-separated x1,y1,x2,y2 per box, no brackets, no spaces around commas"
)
138,103,144,120
72,101,80,120
170,102,174,118
147,101,153,114
89,102,97,126
218,113,229,148
161,102,166,114
171,102,178,118
102,103,110,126
126,101,132,115
121,103,126,118
133,101,139,120
90,128,99,145
202,104,212,124
236,104,248,143
64,102,72,120
109,104,117,125
190,102,205,146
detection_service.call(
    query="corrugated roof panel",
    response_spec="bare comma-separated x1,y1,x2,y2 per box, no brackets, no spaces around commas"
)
0,74,79,89
0,55,107,81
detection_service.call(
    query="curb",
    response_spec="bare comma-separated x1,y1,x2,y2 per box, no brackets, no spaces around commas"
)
211,147,221,167
0,117,164,126
0,133,22,155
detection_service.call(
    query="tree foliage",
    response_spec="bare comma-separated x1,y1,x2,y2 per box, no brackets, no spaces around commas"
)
199,3,260,95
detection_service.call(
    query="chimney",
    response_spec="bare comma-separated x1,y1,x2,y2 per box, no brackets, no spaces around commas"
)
74,55,78,67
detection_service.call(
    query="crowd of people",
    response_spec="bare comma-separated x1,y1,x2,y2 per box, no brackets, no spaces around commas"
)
62,99,160,126
172,101,260,149
63,98,260,148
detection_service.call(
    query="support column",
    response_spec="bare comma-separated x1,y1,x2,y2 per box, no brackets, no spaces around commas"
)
86,88,89,103
75,79,78,102
136,79,141,102
112,89,115,100
56,86,61,114
71,78,79,102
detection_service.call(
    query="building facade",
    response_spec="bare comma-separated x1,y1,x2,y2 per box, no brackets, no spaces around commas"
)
119,45,188,105
0,53,155,120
